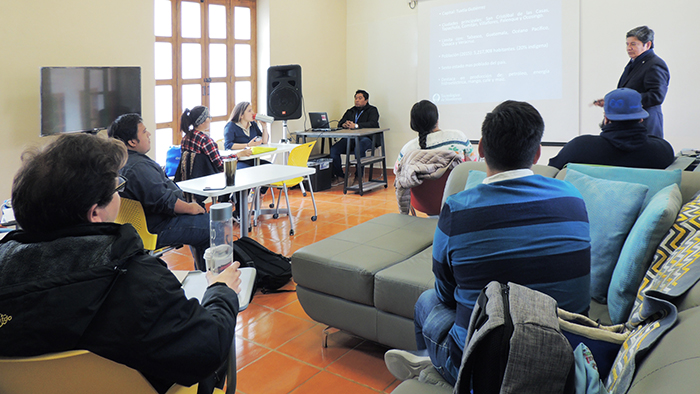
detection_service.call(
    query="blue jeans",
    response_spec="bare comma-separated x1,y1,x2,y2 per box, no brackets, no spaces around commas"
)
330,137,373,178
414,289,460,385
152,213,210,271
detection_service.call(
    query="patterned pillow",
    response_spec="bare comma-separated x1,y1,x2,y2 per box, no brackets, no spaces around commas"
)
629,190,700,318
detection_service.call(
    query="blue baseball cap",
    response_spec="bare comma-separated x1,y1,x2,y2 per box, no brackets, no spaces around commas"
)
604,88,649,121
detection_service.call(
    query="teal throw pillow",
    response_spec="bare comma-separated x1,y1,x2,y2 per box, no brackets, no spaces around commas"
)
566,164,681,210
464,170,487,190
564,169,648,303
607,184,682,324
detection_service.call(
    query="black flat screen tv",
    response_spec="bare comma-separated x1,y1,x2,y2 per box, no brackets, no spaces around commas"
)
40,66,141,136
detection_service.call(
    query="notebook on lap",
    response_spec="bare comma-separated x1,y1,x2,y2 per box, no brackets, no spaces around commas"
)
309,112,340,131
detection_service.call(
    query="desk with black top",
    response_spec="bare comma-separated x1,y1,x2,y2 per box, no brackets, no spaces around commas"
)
294,128,389,195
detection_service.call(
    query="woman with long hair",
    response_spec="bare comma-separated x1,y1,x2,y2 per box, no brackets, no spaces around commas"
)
393,100,478,173
224,101,270,168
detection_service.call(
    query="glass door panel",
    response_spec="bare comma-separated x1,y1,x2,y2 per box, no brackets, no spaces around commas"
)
209,4,227,39
234,7,251,39
154,42,173,80
154,0,172,37
182,84,203,111
181,1,202,38
209,44,227,78
234,44,251,77
209,82,228,116
154,0,256,151
210,121,227,144
235,81,251,104
181,43,202,79
155,128,173,165
155,86,173,123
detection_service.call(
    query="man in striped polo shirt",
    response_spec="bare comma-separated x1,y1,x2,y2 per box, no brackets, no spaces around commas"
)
385,100,591,385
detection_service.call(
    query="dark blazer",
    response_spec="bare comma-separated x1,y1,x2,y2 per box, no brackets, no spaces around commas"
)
617,49,670,138
338,104,380,129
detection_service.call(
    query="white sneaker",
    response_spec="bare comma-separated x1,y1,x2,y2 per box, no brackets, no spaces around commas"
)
384,349,433,381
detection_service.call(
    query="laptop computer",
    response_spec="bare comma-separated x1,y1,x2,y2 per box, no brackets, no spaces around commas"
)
309,112,340,131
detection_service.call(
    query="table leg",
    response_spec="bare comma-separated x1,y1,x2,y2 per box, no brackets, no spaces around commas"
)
239,189,249,237
354,136,364,196
343,138,351,194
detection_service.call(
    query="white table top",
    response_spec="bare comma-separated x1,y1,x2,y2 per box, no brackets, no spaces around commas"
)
176,164,314,197
220,142,299,160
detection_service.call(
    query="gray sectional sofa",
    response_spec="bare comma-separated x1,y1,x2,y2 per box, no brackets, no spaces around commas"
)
291,160,700,393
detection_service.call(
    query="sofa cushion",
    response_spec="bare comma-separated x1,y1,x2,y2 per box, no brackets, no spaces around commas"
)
626,308,700,394
631,190,700,316
291,214,438,306
564,169,648,303
561,164,681,210
463,170,487,190
374,246,435,319
607,184,682,324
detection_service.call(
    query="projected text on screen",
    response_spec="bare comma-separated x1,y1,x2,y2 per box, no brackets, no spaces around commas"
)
430,0,562,104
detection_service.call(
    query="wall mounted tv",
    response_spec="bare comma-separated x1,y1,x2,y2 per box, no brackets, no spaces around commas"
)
40,66,141,136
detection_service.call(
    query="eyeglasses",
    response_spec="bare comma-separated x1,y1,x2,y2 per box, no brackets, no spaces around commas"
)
115,175,128,193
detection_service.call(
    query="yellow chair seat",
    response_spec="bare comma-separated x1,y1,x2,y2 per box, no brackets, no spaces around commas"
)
115,197,158,250
0,350,229,394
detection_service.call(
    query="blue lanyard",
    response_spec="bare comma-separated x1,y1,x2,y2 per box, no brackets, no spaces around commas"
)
354,109,364,124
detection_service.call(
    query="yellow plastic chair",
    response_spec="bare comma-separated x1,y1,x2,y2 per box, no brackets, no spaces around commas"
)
0,342,236,394
268,141,318,235
216,138,225,150
115,198,181,257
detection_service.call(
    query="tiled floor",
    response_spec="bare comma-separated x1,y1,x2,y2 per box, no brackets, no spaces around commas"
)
162,173,411,394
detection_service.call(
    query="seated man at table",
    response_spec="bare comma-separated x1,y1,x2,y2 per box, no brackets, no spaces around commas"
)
384,100,591,385
0,133,241,393
108,113,210,271
330,89,380,184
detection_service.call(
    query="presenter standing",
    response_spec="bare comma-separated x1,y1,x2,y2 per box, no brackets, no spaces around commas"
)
330,89,380,184
594,26,669,138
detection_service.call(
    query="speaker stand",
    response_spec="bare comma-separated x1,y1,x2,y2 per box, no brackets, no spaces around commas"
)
280,120,291,143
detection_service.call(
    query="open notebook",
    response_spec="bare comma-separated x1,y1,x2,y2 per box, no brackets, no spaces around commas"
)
174,267,256,311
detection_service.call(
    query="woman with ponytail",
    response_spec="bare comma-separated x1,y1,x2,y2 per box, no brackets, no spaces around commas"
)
393,100,478,173
180,105,231,172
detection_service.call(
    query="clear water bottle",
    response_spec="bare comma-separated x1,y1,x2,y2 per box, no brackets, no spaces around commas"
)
205,202,233,273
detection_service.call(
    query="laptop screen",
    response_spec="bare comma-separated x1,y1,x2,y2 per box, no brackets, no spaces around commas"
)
309,112,331,129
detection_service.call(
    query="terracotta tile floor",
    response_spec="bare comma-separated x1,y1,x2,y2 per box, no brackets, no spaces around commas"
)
162,172,414,394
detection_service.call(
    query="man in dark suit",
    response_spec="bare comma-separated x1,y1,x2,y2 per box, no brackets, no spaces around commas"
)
594,26,669,138
330,89,381,183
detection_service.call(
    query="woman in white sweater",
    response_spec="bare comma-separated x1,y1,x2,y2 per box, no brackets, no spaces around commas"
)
393,100,478,173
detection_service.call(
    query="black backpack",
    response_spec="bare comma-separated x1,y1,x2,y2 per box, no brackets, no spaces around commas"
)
233,237,293,294
455,281,575,394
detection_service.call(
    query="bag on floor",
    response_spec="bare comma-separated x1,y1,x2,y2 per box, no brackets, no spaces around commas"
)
234,236,293,293
454,281,575,394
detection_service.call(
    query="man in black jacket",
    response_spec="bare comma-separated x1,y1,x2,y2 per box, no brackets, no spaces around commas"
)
0,133,240,393
330,89,381,182
109,113,210,271
594,26,669,138
550,88,674,170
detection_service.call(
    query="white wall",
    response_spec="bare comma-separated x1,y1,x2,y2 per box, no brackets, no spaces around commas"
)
339,0,699,165
262,0,347,143
0,0,154,201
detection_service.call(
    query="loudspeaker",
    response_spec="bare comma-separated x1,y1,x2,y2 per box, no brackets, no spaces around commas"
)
267,64,302,120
